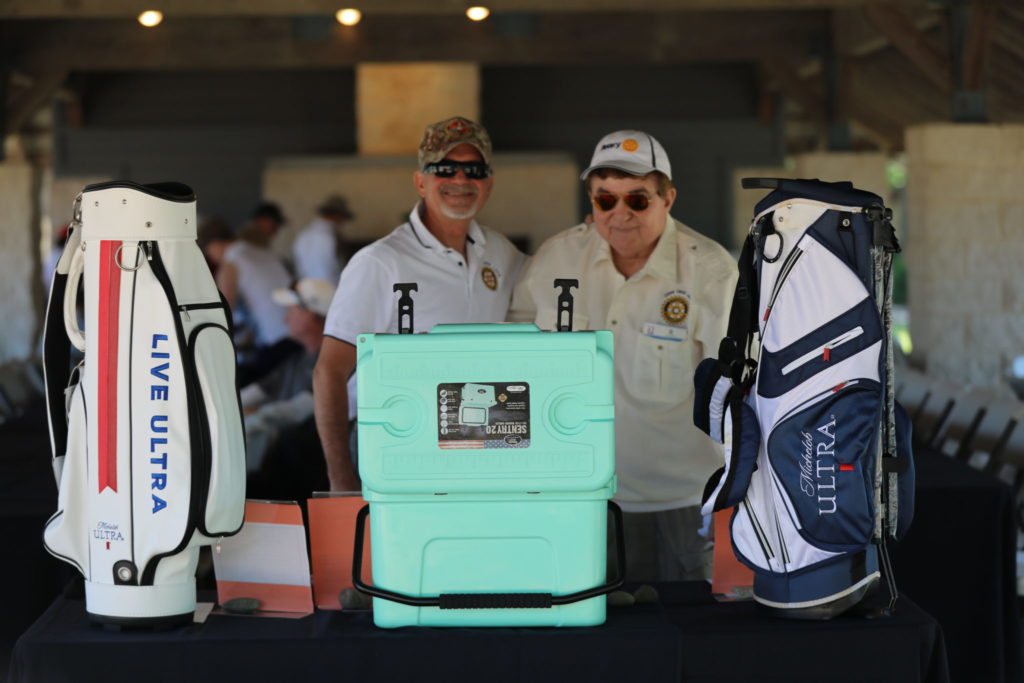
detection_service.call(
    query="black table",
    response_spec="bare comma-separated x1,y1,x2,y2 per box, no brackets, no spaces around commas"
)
9,583,947,683
0,430,70,677
894,448,1020,683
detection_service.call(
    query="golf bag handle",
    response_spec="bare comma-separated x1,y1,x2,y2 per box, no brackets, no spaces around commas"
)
351,501,626,609
63,238,87,352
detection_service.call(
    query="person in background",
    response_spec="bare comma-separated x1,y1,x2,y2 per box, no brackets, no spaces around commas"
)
313,116,525,491
197,213,296,386
293,195,355,285
509,130,737,582
243,278,334,478
216,204,291,348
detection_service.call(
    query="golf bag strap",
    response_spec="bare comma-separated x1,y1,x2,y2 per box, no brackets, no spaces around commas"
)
43,224,83,464
720,234,759,384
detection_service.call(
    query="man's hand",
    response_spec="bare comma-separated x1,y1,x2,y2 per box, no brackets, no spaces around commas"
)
313,337,361,492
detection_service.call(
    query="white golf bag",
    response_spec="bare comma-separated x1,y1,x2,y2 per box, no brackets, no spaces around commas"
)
42,181,246,625
694,178,913,619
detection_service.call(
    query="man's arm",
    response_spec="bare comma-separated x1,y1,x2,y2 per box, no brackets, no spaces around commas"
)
216,261,239,308
507,258,538,323
313,336,360,491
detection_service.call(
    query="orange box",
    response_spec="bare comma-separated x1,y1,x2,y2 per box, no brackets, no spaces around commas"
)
308,495,372,610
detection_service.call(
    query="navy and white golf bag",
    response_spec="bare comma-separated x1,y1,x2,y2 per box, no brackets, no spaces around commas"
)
694,178,914,619
42,181,246,625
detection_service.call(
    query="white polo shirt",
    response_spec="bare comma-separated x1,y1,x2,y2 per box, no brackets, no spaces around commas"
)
509,216,737,511
293,217,344,284
324,202,526,418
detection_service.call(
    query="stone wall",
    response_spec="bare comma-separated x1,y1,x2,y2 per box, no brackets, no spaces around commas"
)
263,152,578,255
356,63,480,157
905,124,1024,392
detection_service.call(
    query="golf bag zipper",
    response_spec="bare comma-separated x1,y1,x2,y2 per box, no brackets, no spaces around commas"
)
780,327,865,376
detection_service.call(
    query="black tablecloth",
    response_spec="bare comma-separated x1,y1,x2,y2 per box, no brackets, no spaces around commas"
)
9,583,946,683
894,448,1020,683
0,431,69,675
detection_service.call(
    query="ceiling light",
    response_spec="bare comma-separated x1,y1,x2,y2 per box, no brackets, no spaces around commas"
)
138,10,163,27
336,9,361,26
466,6,490,21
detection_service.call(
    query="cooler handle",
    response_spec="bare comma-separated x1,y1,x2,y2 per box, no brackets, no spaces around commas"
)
351,501,626,609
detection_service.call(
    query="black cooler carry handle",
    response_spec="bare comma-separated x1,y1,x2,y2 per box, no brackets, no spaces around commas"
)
351,501,626,609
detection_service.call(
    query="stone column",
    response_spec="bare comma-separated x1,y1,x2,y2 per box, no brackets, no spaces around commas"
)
356,63,480,157
0,160,40,363
905,123,1024,392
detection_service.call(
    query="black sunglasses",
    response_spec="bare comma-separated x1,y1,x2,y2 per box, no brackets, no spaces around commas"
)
592,192,651,212
422,161,492,180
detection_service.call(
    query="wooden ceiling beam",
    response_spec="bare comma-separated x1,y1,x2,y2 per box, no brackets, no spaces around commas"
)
5,60,68,134
863,2,951,92
0,0,925,19
5,13,829,70
961,0,998,90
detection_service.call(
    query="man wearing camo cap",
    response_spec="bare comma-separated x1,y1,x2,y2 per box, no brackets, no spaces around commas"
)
314,116,525,491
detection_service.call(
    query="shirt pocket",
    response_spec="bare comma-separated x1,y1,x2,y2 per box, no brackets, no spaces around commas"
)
631,334,695,403
535,307,590,332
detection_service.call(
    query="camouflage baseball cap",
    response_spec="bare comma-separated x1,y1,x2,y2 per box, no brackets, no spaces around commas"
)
417,116,492,169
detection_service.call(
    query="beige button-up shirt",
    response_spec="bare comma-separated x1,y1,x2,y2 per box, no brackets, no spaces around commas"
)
510,216,737,511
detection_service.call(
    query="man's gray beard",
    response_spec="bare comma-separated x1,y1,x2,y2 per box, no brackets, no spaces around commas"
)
440,197,481,220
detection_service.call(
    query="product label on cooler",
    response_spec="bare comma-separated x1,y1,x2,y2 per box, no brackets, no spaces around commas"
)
437,382,530,449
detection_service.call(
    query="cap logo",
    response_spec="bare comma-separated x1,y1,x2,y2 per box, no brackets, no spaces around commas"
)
446,119,472,138
622,138,639,152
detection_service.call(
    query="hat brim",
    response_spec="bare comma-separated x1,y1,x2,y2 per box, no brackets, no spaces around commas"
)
580,161,667,181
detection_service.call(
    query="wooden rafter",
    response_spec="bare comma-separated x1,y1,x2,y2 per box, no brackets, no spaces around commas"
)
961,0,999,90
863,2,951,92
5,61,67,133
5,12,830,70
0,0,924,19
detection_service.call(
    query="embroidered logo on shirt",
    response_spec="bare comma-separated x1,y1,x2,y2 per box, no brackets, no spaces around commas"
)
481,266,498,290
661,295,689,325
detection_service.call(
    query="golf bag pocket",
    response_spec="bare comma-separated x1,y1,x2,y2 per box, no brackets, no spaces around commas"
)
757,298,883,399
766,379,880,552
701,396,761,515
693,357,730,442
187,322,245,535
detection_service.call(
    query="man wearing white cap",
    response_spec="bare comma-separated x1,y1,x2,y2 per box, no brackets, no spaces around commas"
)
314,116,525,491
509,130,737,581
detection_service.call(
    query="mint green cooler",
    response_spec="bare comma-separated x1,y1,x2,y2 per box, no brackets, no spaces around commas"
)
351,297,621,628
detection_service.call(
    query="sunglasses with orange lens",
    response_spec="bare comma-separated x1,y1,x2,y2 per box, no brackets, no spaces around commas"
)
591,192,651,212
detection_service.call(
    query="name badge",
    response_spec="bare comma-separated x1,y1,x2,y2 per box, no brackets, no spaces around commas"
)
642,322,688,342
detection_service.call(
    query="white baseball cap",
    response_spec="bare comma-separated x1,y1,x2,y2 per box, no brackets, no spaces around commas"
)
580,130,672,181
272,278,336,317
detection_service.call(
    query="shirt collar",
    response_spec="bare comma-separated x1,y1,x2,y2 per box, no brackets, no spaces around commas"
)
638,215,678,281
588,215,678,281
408,201,486,255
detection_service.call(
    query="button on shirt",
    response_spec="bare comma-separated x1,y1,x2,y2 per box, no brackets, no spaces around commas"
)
509,216,737,511
324,203,526,419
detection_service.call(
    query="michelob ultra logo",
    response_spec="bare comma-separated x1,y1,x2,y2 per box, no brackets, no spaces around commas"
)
799,415,839,516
